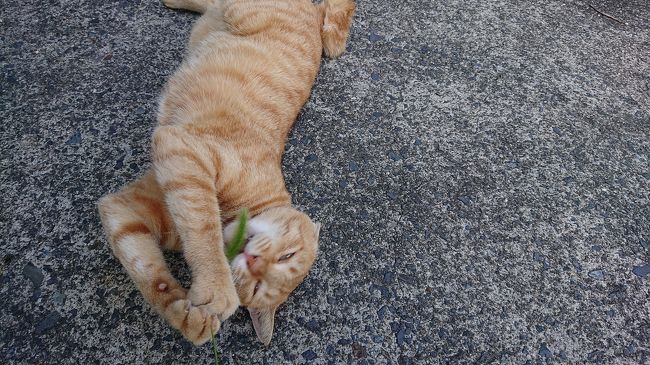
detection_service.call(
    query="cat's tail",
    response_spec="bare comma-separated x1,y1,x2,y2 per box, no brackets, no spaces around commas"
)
319,0,356,58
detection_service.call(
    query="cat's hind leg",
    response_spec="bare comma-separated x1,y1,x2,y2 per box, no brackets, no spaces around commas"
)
98,171,220,345
186,2,228,51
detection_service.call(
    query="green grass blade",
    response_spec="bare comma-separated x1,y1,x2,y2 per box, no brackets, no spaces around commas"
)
210,326,219,365
209,208,247,364
225,208,249,262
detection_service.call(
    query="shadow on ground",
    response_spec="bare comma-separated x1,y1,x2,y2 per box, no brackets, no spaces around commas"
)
1,0,649,363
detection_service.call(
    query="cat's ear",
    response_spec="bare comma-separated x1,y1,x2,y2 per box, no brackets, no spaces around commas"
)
248,306,277,346
313,222,322,240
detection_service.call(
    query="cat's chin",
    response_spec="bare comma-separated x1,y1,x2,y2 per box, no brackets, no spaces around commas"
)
231,253,248,272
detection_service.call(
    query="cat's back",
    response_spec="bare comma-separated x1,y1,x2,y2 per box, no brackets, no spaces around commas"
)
158,0,324,137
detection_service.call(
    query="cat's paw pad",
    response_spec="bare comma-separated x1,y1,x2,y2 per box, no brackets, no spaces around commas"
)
165,299,220,345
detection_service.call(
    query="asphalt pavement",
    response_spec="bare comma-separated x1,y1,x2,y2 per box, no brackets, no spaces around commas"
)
1,0,649,363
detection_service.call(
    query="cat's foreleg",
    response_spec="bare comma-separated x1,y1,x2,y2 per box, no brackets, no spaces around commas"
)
98,172,218,345
152,125,240,333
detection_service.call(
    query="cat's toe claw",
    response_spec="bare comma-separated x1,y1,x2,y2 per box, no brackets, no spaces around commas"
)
165,299,191,327
183,305,218,345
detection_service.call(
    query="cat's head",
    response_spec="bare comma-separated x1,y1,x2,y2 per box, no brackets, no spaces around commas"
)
224,206,320,345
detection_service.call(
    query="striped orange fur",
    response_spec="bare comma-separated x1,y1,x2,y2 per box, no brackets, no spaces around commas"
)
97,0,354,345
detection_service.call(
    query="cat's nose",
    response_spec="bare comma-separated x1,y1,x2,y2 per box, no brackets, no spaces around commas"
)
244,253,259,269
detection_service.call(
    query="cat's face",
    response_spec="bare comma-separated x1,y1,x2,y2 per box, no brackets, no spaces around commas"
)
224,206,320,345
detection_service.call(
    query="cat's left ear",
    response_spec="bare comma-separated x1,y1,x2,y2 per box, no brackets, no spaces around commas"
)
248,306,277,346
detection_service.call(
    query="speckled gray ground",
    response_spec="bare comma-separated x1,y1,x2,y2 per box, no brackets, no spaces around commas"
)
1,0,649,363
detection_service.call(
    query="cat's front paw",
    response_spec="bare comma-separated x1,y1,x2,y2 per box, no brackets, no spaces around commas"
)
187,276,240,324
165,299,221,345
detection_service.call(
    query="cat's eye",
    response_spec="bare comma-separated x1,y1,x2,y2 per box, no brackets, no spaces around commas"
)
253,281,261,296
278,252,295,261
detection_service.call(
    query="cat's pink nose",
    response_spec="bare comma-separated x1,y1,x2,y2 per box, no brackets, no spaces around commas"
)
244,253,258,269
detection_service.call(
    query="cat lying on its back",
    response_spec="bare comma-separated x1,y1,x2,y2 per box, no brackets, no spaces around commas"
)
98,0,355,345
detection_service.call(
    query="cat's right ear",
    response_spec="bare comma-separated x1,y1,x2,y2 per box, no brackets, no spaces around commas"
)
314,223,322,238
313,222,322,241
248,306,277,346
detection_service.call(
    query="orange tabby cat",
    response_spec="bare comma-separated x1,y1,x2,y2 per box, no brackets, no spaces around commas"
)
97,0,355,345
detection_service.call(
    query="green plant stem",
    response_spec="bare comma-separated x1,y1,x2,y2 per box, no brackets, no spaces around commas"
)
210,326,219,365
225,208,249,261
210,208,249,365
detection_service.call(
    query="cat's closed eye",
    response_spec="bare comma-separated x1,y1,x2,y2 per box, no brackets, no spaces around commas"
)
278,252,295,261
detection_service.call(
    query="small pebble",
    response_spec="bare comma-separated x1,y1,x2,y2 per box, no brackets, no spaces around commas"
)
624,344,636,356
588,270,605,280
396,327,405,346
458,196,471,205
351,343,367,358
632,265,650,278
368,32,384,42
115,155,124,169
65,131,81,145
388,151,401,161
35,311,62,334
304,319,320,332
538,343,552,359
52,291,66,306
23,263,44,288
301,349,317,361
377,306,388,320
